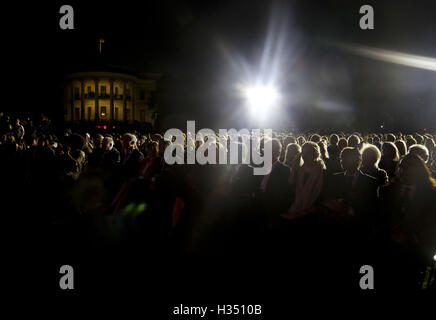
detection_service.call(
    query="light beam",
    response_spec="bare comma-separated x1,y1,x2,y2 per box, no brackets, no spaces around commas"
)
339,43,436,71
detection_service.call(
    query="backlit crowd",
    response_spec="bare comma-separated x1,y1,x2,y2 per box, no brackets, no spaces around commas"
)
1,114,435,290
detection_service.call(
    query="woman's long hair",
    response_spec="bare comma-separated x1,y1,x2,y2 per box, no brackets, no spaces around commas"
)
302,141,326,170
398,153,436,189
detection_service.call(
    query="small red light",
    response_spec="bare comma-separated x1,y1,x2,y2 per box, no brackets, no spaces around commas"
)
97,125,101,128
103,125,107,130
113,126,116,129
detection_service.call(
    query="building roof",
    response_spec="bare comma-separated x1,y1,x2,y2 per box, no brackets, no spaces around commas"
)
67,63,161,80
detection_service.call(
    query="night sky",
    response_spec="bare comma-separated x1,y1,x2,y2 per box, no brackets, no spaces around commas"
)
6,0,436,131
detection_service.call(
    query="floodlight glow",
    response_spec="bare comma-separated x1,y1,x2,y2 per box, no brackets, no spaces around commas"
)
244,85,280,112
339,43,436,71
433,254,436,262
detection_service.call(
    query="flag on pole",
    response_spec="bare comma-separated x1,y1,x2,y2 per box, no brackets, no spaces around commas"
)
99,39,105,54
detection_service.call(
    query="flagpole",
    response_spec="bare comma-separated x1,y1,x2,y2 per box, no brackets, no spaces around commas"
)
99,39,104,54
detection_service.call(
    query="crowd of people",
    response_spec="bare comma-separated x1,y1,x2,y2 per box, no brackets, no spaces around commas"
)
1,113,435,291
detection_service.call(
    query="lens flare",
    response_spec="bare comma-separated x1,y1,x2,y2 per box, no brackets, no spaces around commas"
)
243,85,280,112
339,43,436,71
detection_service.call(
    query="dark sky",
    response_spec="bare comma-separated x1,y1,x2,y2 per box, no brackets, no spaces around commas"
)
6,0,436,131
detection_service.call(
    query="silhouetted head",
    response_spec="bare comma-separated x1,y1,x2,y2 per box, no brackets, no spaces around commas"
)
340,147,362,173
347,135,360,148
338,138,348,152
284,143,302,167
382,142,399,161
362,144,381,168
394,140,407,157
93,134,104,149
146,141,159,158
385,133,396,142
302,141,321,165
329,134,339,146
122,133,137,152
270,138,282,162
102,136,114,151
310,134,321,143
408,144,429,163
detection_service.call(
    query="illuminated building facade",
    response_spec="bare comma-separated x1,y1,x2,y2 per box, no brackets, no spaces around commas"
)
64,71,160,124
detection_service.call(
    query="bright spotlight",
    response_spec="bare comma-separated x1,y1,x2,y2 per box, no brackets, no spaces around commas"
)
244,85,280,112
433,254,436,262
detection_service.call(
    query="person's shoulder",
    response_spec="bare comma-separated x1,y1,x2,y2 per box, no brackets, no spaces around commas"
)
329,171,345,184
276,161,290,171
377,167,388,175
278,161,289,168
134,149,144,156
380,181,400,195
332,171,345,176
310,160,326,172
359,171,378,183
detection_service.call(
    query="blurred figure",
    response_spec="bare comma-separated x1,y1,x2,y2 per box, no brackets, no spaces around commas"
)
328,134,339,160
93,134,104,150
14,118,25,145
379,142,400,181
429,146,436,177
394,140,407,157
258,139,292,222
282,141,325,220
283,135,296,150
66,149,86,180
87,134,104,167
83,133,93,155
284,143,303,199
326,147,379,228
310,134,321,143
337,138,347,153
361,144,389,186
284,143,302,169
138,141,160,181
408,144,429,163
385,133,396,142
317,141,329,162
414,134,424,145
100,136,120,168
297,136,306,146
121,133,144,179
347,135,360,149
372,135,382,151
380,154,436,280
405,136,417,150
327,134,342,174
424,137,435,151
